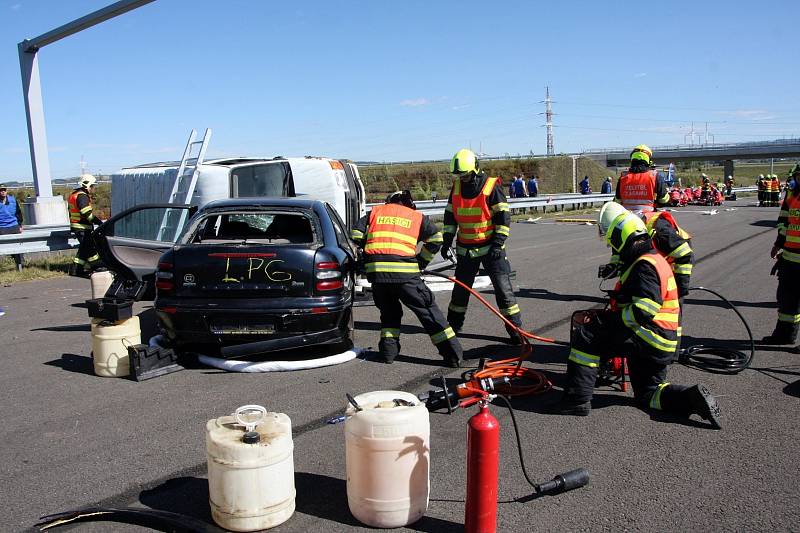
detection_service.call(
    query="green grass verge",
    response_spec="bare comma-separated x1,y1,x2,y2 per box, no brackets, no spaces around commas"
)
0,251,74,285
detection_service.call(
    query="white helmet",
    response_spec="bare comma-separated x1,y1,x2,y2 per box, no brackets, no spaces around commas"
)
597,202,628,236
78,174,97,189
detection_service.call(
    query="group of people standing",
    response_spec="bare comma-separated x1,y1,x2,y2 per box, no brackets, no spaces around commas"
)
508,174,539,198
350,145,722,430
757,174,782,207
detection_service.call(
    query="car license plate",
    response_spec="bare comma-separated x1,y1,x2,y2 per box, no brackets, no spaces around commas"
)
210,320,275,335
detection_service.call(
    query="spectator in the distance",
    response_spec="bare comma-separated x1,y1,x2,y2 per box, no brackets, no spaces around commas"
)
601,176,613,194
513,175,527,199
579,175,591,194
0,184,23,234
527,175,539,197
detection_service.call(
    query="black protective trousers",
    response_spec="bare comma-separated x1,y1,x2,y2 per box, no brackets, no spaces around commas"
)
566,310,693,414
772,259,800,340
71,230,101,275
372,277,463,363
447,250,522,335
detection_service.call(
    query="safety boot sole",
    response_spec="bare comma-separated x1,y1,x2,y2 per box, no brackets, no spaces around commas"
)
689,384,722,429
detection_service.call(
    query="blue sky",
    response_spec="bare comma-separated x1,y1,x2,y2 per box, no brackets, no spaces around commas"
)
1,0,798,181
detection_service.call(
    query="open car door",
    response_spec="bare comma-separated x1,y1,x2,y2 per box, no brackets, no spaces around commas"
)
93,204,195,299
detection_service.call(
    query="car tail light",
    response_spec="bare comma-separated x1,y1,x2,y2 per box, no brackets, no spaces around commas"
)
159,306,178,314
315,260,343,291
156,262,174,293
316,280,344,291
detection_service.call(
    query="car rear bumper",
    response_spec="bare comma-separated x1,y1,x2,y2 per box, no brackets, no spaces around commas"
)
155,296,352,357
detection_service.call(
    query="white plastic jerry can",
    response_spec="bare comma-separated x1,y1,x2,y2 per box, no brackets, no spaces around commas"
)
90,316,140,377
345,390,430,528
206,405,296,532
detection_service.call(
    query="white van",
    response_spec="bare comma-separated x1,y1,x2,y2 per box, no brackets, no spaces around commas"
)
111,156,366,230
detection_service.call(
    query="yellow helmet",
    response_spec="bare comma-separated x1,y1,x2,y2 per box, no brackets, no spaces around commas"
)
449,148,479,174
630,144,652,166
598,202,647,252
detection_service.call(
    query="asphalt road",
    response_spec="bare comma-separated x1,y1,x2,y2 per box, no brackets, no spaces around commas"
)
2,198,798,532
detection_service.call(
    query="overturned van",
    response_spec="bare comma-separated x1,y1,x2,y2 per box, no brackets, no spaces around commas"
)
111,156,366,230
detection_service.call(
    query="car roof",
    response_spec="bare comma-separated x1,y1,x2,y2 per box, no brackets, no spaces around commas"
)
199,197,323,211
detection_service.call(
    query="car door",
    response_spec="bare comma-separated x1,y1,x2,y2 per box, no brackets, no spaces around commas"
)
92,204,195,283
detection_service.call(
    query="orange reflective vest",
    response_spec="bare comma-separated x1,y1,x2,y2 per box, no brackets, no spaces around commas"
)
780,192,800,257
618,170,657,213
68,189,92,231
611,252,680,355
451,176,498,245
643,211,692,243
365,203,423,257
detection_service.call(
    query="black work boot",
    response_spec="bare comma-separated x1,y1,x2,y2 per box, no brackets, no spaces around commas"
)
685,384,722,429
761,322,797,345
546,395,591,417
378,339,400,364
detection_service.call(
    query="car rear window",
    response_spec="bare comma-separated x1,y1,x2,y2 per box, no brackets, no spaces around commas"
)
189,211,317,244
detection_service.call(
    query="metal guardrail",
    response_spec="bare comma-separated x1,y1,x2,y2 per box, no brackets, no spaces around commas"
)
0,187,759,267
0,224,77,268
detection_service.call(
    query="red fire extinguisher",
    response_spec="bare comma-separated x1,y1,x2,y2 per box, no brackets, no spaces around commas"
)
465,400,500,533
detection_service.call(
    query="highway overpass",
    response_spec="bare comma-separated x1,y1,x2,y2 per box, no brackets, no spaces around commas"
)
582,138,800,176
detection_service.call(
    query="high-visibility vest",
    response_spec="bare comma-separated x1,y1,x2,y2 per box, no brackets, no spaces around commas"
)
68,189,92,231
451,176,498,245
779,192,800,263
611,252,680,355
617,170,657,212
643,211,691,243
365,203,423,257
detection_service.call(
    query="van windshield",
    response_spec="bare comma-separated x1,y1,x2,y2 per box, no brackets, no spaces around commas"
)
231,163,292,197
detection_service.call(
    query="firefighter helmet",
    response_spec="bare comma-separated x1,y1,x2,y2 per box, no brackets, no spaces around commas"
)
598,202,647,252
630,144,652,166
597,201,628,236
385,189,416,209
78,174,97,189
449,149,479,175
789,163,800,177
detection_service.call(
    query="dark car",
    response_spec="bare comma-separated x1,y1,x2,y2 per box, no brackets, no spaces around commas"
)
93,198,356,358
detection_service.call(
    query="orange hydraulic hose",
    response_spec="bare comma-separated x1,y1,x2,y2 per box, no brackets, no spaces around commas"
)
423,269,564,397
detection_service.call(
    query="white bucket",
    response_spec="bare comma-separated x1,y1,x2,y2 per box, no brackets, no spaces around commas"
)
90,270,114,299
91,316,140,377
206,405,295,531
345,390,430,528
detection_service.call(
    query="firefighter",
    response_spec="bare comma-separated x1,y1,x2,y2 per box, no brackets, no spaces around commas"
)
600,206,694,303
550,203,721,429
350,190,463,367
700,174,712,204
771,174,782,207
441,148,523,342
614,144,670,213
68,174,104,277
763,164,800,345
757,174,766,207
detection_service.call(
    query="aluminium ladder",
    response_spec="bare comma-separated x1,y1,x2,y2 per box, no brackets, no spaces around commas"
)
156,128,212,241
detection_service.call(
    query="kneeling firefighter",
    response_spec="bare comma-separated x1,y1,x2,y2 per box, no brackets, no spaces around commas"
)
442,148,523,342
350,190,463,367
601,208,694,303
551,202,721,429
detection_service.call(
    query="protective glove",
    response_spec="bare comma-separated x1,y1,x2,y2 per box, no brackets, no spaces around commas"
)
441,246,454,262
441,235,454,261
488,246,503,260
598,263,619,279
